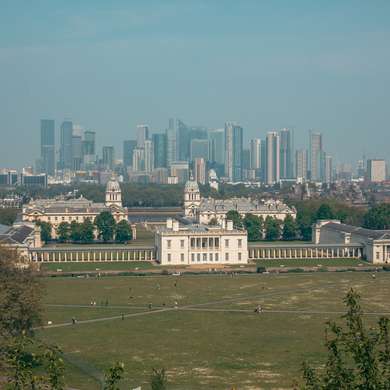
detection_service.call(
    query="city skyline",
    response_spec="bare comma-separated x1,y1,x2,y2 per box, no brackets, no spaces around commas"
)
1,1,390,167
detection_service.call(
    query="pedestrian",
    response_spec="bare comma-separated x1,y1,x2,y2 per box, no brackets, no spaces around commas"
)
149,303,152,310
105,299,109,306
72,317,76,325
121,313,124,320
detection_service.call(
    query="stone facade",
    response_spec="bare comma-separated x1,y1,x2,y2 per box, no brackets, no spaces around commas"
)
183,180,296,225
155,218,248,266
23,176,128,238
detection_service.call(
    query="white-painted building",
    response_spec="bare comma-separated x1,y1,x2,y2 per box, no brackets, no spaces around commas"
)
183,179,296,224
155,219,248,266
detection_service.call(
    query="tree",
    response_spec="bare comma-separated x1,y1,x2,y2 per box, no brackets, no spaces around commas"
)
264,216,281,241
282,215,298,241
243,214,263,241
69,221,82,242
95,211,116,242
56,222,70,243
363,203,390,230
80,218,94,243
226,210,243,229
296,210,314,241
37,221,52,243
115,220,132,243
316,204,334,220
0,208,19,226
104,362,125,390
151,368,168,390
208,217,218,226
301,289,390,389
44,345,65,390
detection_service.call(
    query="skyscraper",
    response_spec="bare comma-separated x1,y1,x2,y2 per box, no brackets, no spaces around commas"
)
265,131,280,185
190,139,209,161
144,139,154,173
59,120,73,170
102,146,115,170
40,119,55,175
136,125,149,147
208,129,225,165
224,122,243,182
249,139,261,170
309,131,323,181
72,135,83,171
123,140,137,168
279,128,294,179
367,159,386,182
82,131,96,169
166,118,178,167
152,134,167,168
295,149,308,180
132,148,145,172
193,157,206,185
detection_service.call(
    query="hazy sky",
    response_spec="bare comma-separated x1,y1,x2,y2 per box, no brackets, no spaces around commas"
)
1,0,389,168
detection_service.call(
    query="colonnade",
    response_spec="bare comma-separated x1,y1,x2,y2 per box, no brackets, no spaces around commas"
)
29,246,156,262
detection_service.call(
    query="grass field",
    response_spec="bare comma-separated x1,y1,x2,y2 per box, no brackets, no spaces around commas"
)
37,272,390,389
255,258,373,268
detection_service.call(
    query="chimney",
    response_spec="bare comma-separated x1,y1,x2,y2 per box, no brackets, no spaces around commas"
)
226,220,233,231
172,220,179,232
166,218,173,229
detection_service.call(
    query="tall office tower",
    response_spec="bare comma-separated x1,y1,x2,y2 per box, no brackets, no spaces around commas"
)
249,139,261,170
309,131,323,181
190,139,209,161
102,146,115,170
40,119,55,175
265,131,280,185
224,122,243,182
295,149,308,180
208,129,225,165
166,119,178,167
71,135,83,171
242,149,250,170
59,120,73,170
82,131,96,169
279,128,294,179
356,159,365,179
136,125,149,147
193,158,206,185
367,159,386,182
132,148,145,172
152,133,167,168
170,161,189,183
144,139,154,173
177,120,190,161
123,140,137,168
320,152,333,184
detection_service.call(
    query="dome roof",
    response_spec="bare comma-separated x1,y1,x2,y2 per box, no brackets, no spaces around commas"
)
106,177,121,192
184,180,199,192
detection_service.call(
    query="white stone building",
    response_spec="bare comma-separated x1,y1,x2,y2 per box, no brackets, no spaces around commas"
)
155,218,248,265
313,220,390,264
183,179,296,225
23,176,128,238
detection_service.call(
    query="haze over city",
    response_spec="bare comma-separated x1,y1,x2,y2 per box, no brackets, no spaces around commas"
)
1,0,390,168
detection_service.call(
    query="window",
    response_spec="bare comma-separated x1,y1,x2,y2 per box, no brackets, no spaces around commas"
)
62,217,65,221
180,240,185,249
225,239,229,248
202,238,207,248
377,252,380,260
55,216,58,221
190,238,195,248
181,253,184,262
203,253,207,261
48,217,51,221
238,239,242,248
167,240,171,249
215,253,219,261
191,254,195,262
215,238,220,248
209,238,214,248
225,253,229,261
197,253,201,262
209,253,213,261
167,253,171,262
238,252,242,261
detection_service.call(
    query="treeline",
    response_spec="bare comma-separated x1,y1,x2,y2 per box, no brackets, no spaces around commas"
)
37,211,132,244
0,208,20,226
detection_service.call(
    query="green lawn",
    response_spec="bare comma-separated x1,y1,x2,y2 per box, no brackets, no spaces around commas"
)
40,261,155,272
37,272,390,389
255,258,373,268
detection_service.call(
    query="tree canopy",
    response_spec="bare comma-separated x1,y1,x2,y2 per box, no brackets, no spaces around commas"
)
264,216,281,241
282,215,298,241
226,210,243,229
115,220,132,243
363,203,390,230
95,212,116,242
243,214,263,241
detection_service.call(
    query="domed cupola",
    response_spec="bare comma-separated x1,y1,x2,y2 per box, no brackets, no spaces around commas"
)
105,176,122,207
184,179,201,218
